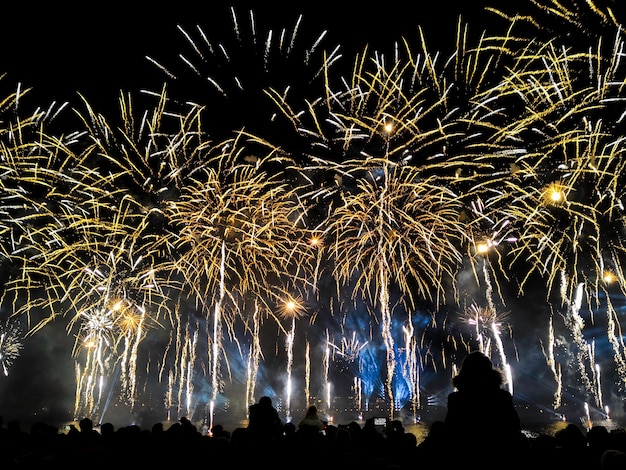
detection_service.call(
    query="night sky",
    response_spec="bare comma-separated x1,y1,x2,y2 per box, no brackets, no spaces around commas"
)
0,2,501,115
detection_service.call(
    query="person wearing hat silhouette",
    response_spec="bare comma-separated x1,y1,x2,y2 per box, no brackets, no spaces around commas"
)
444,350,524,467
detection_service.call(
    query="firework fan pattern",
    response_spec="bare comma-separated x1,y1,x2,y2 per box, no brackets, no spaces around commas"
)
1,1,626,427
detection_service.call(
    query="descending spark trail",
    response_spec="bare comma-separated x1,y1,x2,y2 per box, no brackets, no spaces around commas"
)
483,261,514,394
403,318,420,419
596,363,603,411
323,331,330,412
379,264,395,417
210,240,226,424
245,301,262,410
564,280,598,405
0,320,22,376
542,312,563,409
304,340,311,407
604,295,626,393
285,317,295,422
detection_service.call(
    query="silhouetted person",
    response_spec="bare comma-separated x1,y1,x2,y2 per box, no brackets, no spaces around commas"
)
415,420,447,461
210,423,230,441
587,424,611,464
100,422,114,438
554,422,591,468
247,395,284,442
297,405,325,436
151,421,164,435
77,417,102,448
444,350,523,468
601,449,626,469
78,417,94,433
360,417,385,460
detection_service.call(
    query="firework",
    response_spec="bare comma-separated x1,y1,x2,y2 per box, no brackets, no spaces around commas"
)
0,319,22,376
144,6,342,143
2,1,626,426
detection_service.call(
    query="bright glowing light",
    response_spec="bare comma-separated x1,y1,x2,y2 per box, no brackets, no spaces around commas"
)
603,271,616,284
278,296,306,319
309,235,322,247
476,242,490,254
544,182,567,205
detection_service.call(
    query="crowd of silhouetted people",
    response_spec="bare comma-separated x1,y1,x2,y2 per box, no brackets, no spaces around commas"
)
1,411,626,469
2,351,626,469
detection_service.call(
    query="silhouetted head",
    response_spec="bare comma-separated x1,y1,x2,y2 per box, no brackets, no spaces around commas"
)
79,417,94,432
452,350,503,390
100,422,114,435
284,421,296,432
460,350,493,374
259,396,272,407
601,449,626,469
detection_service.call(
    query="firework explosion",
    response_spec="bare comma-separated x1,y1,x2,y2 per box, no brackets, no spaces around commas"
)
1,1,626,428
0,319,22,376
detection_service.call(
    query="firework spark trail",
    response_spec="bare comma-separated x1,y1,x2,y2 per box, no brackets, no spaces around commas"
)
541,312,563,409
285,318,296,422
126,306,147,411
468,5,626,406
323,330,330,413
604,295,626,392
462,301,513,392
354,377,360,413
144,6,341,141
305,156,468,416
173,324,198,419
0,319,22,376
245,344,253,415
402,317,420,418
75,307,115,417
595,362,603,411
304,340,311,407
167,134,316,419
5,89,202,420
186,328,199,418
565,280,598,404
209,239,226,422
245,301,262,409
163,320,179,420
74,363,82,419
379,266,395,417
492,320,513,394
589,341,600,409
483,261,513,393
165,369,174,421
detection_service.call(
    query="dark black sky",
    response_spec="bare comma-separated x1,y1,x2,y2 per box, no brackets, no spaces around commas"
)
0,1,506,119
